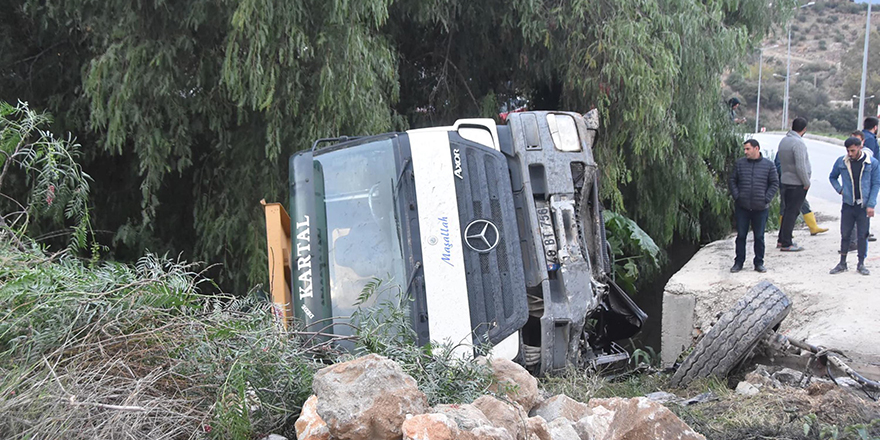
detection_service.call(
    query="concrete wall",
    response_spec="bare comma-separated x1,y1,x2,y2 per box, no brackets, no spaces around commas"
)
660,292,696,368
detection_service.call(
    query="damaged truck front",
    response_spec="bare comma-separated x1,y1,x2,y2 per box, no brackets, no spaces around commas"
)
263,110,646,375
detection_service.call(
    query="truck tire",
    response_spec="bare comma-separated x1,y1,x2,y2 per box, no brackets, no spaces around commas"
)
669,281,791,388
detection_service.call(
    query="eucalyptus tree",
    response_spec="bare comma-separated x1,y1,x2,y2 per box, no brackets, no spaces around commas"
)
1,0,794,291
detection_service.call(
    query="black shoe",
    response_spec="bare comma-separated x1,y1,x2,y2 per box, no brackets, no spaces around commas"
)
754,264,767,273
857,264,870,276
869,235,877,242
730,263,743,273
829,263,847,274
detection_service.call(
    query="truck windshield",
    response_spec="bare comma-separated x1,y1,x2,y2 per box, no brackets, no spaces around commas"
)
313,138,407,337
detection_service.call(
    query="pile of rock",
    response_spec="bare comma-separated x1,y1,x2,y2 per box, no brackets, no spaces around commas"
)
293,354,705,440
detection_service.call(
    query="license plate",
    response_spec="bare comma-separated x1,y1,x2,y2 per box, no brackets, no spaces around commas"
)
535,201,558,269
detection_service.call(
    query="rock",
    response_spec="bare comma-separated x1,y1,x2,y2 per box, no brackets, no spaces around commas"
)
432,403,491,431
313,354,429,440
679,392,717,406
469,426,516,440
529,394,592,422
294,395,330,440
575,405,614,440
772,367,806,387
735,381,760,396
526,416,552,440
480,357,542,412
473,395,529,440
260,435,289,440
744,369,781,388
643,391,679,404
547,418,581,440
401,413,459,440
583,397,706,440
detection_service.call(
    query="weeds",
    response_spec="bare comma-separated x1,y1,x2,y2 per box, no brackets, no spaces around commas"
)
0,242,323,440
348,277,496,406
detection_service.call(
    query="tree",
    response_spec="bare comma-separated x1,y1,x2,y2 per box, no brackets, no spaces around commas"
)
842,30,880,120
1,0,796,292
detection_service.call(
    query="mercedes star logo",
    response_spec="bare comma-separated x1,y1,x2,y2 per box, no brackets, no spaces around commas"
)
464,219,500,253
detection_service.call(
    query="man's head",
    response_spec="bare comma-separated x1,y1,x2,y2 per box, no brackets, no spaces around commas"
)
852,130,865,141
845,137,864,160
864,117,879,134
792,117,808,135
743,139,761,160
728,97,740,110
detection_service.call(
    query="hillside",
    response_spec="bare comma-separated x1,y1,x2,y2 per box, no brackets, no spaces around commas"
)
725,0,875,134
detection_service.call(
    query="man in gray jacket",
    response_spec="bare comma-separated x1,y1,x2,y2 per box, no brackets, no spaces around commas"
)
776,117,811,251
729,139,779,272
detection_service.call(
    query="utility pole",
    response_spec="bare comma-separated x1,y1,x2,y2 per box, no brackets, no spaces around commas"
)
784,2,815,131
858,3,872,130
783,25,792,131
756,45,778,134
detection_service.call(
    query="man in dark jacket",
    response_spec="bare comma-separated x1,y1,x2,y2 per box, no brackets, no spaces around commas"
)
729,139,779,273
862,117,879,159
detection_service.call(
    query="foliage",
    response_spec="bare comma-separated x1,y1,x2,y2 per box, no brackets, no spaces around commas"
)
349,277,496,406
0,100,93,250
604,211,663,294
0,241,324,439
842,30,880,118
0,0,797,291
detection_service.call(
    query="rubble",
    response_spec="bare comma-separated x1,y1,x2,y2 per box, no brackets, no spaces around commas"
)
297,355,706,440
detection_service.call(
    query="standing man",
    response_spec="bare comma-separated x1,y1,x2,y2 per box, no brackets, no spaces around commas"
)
861,119,878,241
776,117,811,251
729,139,779,273
829,137,880,275
863,117,880,159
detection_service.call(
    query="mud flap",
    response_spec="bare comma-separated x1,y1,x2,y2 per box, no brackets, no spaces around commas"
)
597,281,647,344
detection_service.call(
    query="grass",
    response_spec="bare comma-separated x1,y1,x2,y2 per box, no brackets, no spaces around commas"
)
0,242,500,439
0,241,323,439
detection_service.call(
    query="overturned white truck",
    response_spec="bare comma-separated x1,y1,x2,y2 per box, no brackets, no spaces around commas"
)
263,110,646,375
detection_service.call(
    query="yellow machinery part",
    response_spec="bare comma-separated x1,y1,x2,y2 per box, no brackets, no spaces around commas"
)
261,199,293,328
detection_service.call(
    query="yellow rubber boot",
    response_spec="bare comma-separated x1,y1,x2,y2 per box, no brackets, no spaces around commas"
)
804,212,828,235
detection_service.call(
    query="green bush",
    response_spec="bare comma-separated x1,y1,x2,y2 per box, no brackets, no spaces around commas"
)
603,211,663,295
818,40,827,51
809,119,835,134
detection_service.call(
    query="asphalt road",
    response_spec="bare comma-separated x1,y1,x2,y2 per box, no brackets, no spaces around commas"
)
751,133,845,206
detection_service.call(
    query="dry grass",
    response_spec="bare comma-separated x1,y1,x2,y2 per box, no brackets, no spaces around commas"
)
0,243,323,440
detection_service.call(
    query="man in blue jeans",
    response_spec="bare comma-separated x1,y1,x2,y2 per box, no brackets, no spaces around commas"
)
829,137,880,275
729,139,779,273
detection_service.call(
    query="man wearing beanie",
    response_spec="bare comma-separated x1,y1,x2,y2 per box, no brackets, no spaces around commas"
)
829,136,880,275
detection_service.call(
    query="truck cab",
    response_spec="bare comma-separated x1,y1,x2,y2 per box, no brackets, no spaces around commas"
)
263,110,646,375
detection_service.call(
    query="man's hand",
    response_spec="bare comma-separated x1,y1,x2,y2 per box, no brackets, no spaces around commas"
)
869,207,875,218
804,186,810,191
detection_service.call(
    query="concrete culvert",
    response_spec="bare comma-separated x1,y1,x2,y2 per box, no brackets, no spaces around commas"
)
670,281,792,388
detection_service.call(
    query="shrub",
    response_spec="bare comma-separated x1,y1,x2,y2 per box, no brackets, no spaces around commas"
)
809,119,834,134
818,40,827,51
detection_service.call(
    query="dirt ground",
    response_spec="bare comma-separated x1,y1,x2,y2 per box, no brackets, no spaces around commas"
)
664,196,880,369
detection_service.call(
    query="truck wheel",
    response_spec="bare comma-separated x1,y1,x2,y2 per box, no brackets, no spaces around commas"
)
669,281,791,388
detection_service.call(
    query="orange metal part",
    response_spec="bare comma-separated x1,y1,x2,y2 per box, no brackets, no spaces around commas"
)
261,199,293,328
